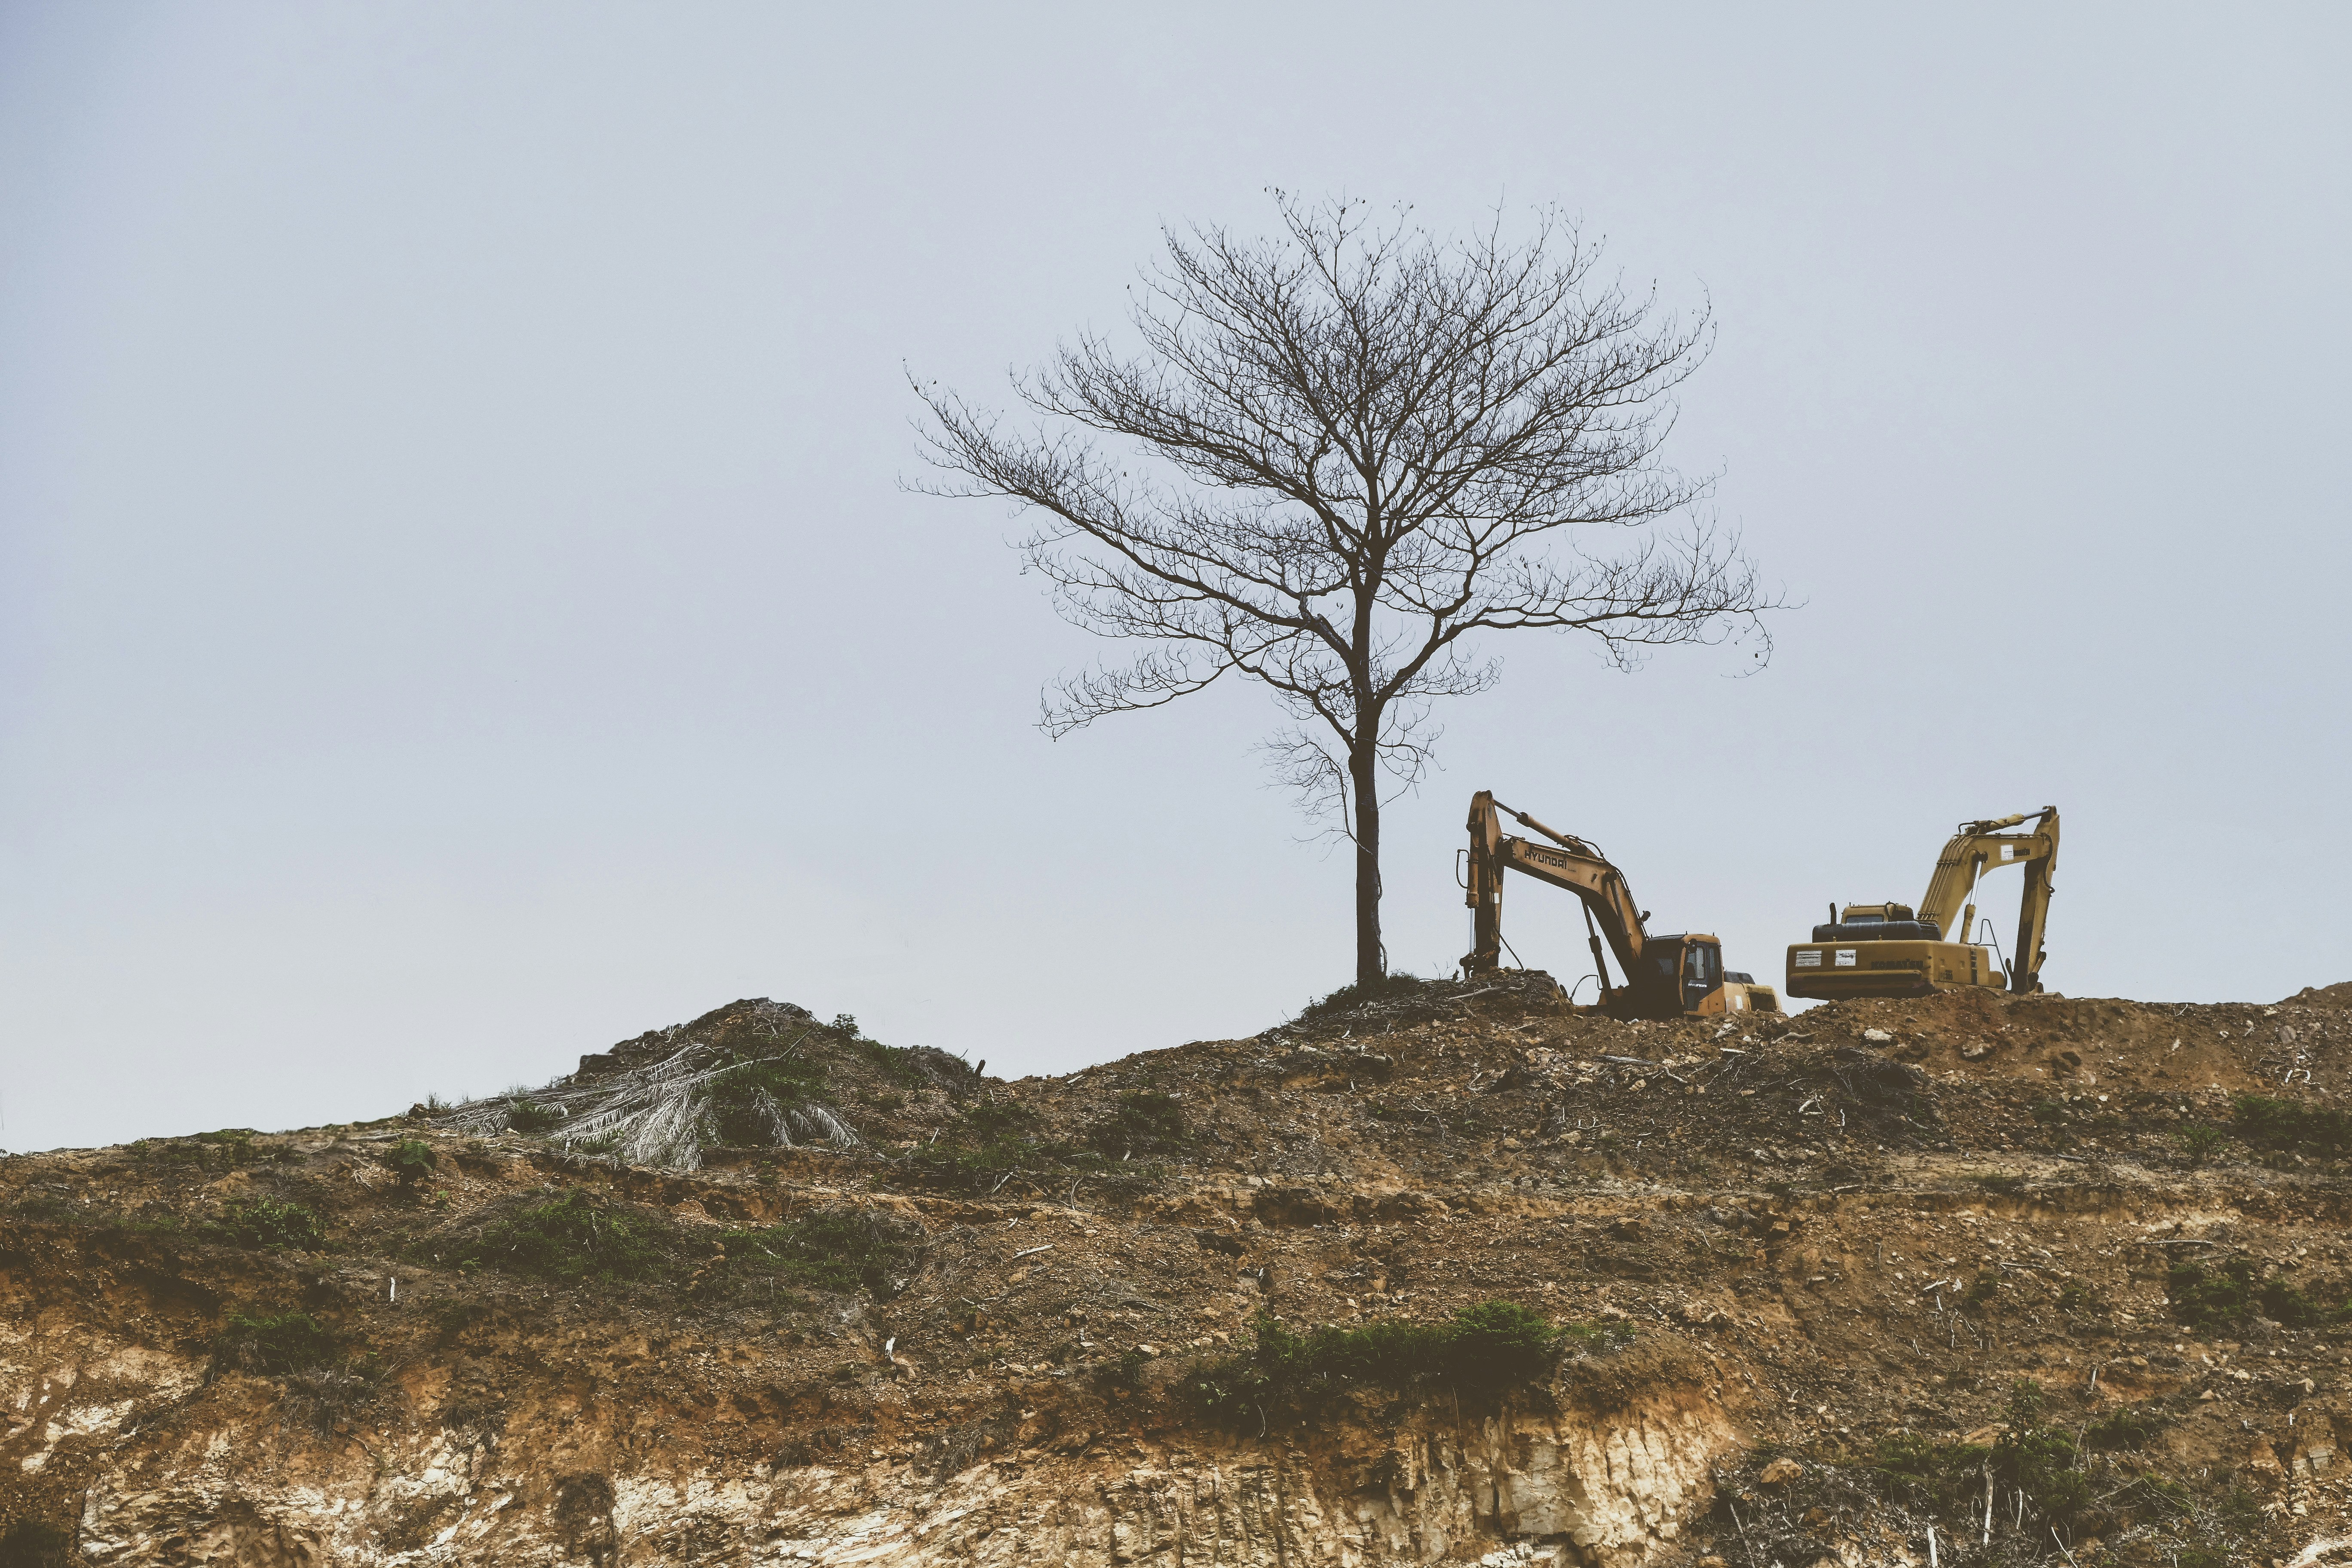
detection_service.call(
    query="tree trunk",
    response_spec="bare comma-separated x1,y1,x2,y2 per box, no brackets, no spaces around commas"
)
1351,743,1383,987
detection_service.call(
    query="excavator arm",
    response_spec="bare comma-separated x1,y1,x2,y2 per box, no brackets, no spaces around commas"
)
1915,806,2059,993
1463,791,1649,986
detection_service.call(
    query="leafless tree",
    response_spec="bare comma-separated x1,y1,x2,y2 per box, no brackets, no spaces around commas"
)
912,196,1778,987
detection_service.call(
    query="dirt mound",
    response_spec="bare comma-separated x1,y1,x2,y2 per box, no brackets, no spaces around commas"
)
6,979,2352,1565
425,998,983,1166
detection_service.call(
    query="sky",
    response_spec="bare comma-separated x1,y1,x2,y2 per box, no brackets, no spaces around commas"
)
3,3,2346,1153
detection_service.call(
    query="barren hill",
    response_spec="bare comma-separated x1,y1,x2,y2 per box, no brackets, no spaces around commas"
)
7,979,2352,1566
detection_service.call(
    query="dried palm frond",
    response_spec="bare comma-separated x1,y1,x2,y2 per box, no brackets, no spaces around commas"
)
430,1001,858,1170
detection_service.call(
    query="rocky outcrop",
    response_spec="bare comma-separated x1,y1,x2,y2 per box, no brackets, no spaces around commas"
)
17,1329,1731,1566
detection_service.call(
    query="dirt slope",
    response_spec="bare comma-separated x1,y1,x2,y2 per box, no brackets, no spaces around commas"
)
6,980,2352,1566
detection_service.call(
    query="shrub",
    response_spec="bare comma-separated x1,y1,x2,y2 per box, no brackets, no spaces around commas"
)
386,1139,438,1185
2000,1380,2090,1521
900,1101,1065,1195
964,1101,1039,1136
1556,1320,1642,1355
905,1136,1063,1194
1183,1301,1577,1427
716,1209,919,1297
2179,1122,2229,1165
505,1097,567,1135
2086,1405,2165,1450
2166,1255,2347,1332
2231,1095,2352,1157
194,1129,261,1165
2168,1256,2250,1332
1873,1381,2086,1525
2257,1271,2352,1328
1096,1347,1150,1394
216,1310,341,1375
202,1197,326,1252
453,1189,670,1284
1872,1431,1993,1511
857,1038,933,1087
703,1053,836,1147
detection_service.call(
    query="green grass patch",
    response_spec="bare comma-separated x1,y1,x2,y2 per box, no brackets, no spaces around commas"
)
900,1101,1063,1194
452,1188,672,1284
856,1037,933,1087
2230,1095,2352,1157
2168,1254,2352,1333
2086,1405,2166,1450
1872,1380,2087,1525
1182,1301,1589,1428
715,1209,920,1297
200,1197,326,1251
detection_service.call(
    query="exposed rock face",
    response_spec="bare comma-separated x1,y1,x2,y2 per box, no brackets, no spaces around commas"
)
17,1326,1732,1565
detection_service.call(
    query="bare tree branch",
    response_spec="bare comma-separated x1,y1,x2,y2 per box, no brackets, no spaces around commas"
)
909,194,1783,985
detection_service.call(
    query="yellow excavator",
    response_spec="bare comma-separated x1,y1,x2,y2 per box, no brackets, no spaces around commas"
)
1461,791,1782,1020
1785,806,2059,1000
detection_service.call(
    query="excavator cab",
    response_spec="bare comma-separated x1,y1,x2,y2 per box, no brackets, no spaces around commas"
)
1681,940,1722,1014
1644,938,1720,1014
1632,935,1768,1018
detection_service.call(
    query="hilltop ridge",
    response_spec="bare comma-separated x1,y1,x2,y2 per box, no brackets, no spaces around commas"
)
6,978,2352,1565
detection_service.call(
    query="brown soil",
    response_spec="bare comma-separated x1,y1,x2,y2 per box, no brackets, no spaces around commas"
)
6,979,2352,1565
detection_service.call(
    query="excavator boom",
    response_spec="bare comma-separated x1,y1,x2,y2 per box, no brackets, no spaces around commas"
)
1462,791,1779,1020
1915,806,2058,992
1465,792,1648,979
1787,805,2059,1000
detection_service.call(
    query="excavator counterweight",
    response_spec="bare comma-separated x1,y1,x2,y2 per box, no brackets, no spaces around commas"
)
1461,791,1780,1021
1786,807,2059,1000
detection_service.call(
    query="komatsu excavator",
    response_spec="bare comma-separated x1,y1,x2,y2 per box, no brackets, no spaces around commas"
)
1785,806,2058,1000
1461,791,1782,1020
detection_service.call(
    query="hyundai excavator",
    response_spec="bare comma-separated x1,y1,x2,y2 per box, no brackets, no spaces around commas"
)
1785,806,2058,1000
1460,791,1782,1020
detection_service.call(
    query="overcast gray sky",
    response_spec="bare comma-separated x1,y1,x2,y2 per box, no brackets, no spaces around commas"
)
4,3,2346,1153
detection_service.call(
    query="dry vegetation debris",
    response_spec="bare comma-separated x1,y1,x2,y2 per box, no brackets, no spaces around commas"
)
6,978,2352,1564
